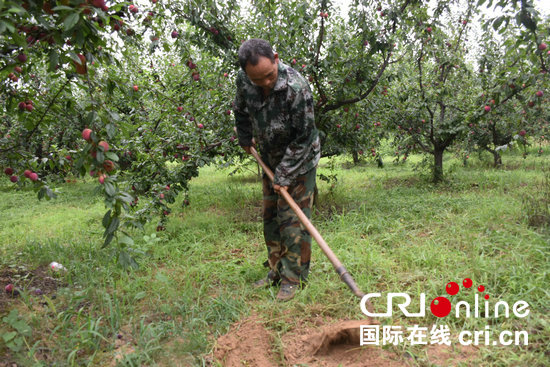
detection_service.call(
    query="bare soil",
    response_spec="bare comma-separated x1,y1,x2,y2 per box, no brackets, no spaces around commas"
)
0,264,62,313
213,315,479,367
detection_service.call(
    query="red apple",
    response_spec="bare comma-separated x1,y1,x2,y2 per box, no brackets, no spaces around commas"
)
91,0,106,9
171,30,179,38
18,101,26,111
426,27,432,33
536,90,543,97
98,141,109,152
4,167,14,175
103,160,115,172
177,106,183,112
98,174,106,184
5,284,14,293
484,105,491,112
17,53,27,63
133,85,138,91
10,175,18,183
192,73,200,81
225,109,231,115
129,4,138,13
519,130,526,137
159,193,164,199
24,169,32,178
224,72,228,77
82,128,92,141
14,66,22,73
25,104,34,112
29,172,38,181
538,43,547,51
197,123,204,129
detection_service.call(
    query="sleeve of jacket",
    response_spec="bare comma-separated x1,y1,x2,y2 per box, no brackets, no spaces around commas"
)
233,72,254,147
274,84,316,187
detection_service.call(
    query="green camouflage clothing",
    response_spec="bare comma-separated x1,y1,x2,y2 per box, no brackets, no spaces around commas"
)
262,168,316,283
234,61,321,187
234,61,320,284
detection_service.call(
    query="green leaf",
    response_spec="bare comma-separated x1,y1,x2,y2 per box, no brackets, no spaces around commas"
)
102,210,112,228
106,123,116,139
492,16,505,31
106,216,120,236
118,233,134,247
84,111,96,126
49,50,59,71
64,13,80,31
118,250,138,269
102,233,114,248
0,20,15,34
96,150,105,163
106,152,119,162
104,181,116,196
52,5,75,11
2,331,16,342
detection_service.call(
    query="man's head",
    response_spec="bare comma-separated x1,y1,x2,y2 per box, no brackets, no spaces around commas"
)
238,39,279,92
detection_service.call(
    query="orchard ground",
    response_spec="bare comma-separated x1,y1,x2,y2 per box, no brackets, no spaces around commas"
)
0,145,549,366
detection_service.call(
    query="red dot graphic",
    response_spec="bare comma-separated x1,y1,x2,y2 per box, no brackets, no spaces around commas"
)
463,278,473,288
430,297,452,318
484,294,490,300
446,281,459,295
478,285,485,292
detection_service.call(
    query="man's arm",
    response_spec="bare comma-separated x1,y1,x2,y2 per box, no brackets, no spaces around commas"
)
233,72,254,152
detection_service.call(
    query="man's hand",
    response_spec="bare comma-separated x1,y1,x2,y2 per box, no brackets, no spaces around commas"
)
273,184,289,194
241,138,256,154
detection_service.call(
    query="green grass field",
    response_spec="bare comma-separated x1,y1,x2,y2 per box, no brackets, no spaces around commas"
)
1,147,549,366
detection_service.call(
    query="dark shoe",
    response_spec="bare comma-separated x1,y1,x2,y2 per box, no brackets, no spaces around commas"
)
276,281,300,301
253,270,280,289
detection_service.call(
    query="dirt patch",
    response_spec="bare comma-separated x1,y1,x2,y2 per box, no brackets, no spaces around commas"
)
0,264,62,313
214,314,278,367
214,315,481,367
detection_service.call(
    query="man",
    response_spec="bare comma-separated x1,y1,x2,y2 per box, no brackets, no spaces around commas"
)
233,39,321,301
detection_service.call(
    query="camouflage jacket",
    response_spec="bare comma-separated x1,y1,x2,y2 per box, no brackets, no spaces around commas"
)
234,61,321,187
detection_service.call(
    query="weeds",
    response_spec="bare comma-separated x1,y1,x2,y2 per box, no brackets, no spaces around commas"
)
0,148,549,366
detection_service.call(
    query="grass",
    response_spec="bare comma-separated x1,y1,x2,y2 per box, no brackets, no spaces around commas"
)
0,146,549,366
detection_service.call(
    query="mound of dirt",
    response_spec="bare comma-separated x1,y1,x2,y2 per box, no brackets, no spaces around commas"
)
214,315,278,367
283,319,404,367
214,315,479,367
214,316,401,367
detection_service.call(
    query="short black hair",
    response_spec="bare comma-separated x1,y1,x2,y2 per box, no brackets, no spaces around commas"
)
238,39,275,70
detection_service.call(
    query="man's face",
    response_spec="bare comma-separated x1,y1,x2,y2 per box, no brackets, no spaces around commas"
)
245,54,279,93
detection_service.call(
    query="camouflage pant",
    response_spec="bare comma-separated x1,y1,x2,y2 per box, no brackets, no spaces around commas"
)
262,168,316,284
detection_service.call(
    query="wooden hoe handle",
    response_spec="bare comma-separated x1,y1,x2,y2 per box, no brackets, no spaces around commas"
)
250,147,365,299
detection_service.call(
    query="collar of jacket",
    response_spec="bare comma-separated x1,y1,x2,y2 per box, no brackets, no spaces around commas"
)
272,62,289,93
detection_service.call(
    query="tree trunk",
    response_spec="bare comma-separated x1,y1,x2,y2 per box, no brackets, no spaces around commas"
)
493,150,502,167
433,148,444,183
352,151,359,164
